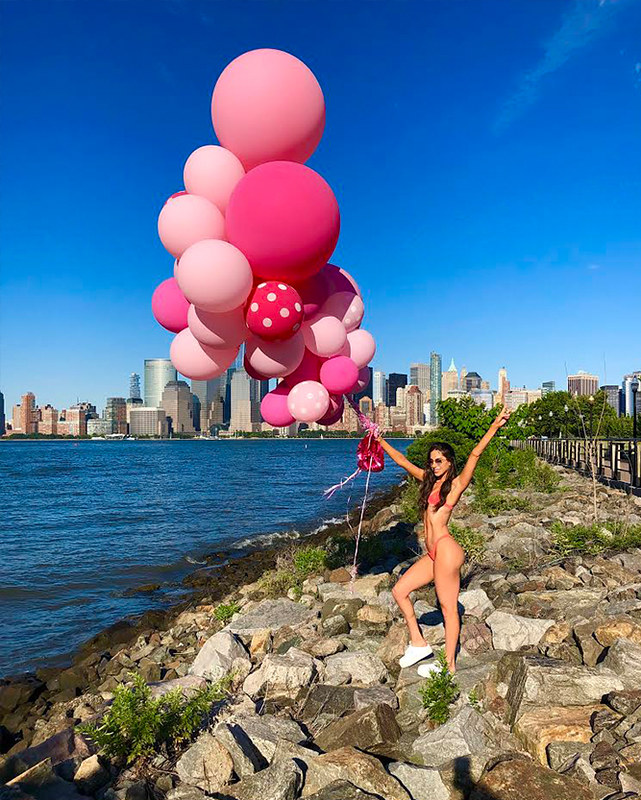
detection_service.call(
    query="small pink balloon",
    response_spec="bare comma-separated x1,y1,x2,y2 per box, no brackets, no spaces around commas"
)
343,329,376,369
322,292,365,332
282,349,321,387
226,161,340,283
352,366,371,393
243,355,271,381
261,383,295,427
183,145,245,214
211,48,325,171
152,277,190,333
176,239,253,313
188,304,248,349
287,380,330,423
318,394,344,426
302,313,347,358
245,332,305,378
170,329,238,380
319,356,359,395
158,193,225,259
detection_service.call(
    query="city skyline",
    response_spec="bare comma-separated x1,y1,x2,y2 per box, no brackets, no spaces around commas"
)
1,2,640,417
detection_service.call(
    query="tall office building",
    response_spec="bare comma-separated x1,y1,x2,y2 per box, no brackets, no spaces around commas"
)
13,392,37,434
191,378,223,431
601,385,621,416
104,397,128,434
386,373,407,407
0,391,4,436
498,367,509,400
161,380,194,434
429,352,442,426
229,369,254,432
470,389,494,410
622,373,641,416
541,380,555,395
129,408,168,437
459,366,468,391
441,359,458,400
144,359,177,408
410,363,430,397
354,367,373,403
129,373,141,400
568,371,599,397
464,371,482,392
372,371,386,406
38,405,58,435
405,386,423,429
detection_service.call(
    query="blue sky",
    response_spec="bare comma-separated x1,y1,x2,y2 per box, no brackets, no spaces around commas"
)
1,0,640,412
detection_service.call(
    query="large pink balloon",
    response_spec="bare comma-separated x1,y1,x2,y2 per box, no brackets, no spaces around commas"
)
319,356,359,395
188,305,248,349
211,49,325,170
226,161,340,283
245,332,305,378
322,292,364,332
243,355,270,381
318,394,344,426
176,240,253,313
170,329,238,380
287,380,330,423
261,384,295,427
294,269,331,318
327,264,361,297
158,193,225,259
152,277,190,333
183,145,245,214
342,329,376,369
302,313,347,358
282,349,321,387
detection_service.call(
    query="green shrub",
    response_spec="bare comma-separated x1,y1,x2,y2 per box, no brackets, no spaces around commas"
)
551,521,641,556
292,546,328,577
214,601,241,623
468,688,481,710
471,483,533,515
257,568,298,597
449,523,486,564
418,650,460,724
79,672,231,764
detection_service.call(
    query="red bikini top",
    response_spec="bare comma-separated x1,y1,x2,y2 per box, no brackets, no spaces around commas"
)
428,490,454,510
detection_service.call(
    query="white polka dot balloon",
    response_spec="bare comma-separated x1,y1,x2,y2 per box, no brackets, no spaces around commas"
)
286,379,330,423
245,280,304,341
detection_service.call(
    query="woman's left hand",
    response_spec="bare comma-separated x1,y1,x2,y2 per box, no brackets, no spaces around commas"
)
493,404,512,429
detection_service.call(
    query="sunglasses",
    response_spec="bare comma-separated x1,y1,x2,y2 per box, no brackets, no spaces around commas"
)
430,458,445,465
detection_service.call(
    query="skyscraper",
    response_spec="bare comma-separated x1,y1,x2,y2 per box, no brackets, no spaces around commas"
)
541,380,555,395
429,352,442,426
498,367,509,400
459,366,467,392
372,371,386,406
601,385,621,416
568,371,599,397
104,397,128,434
129,373,141,400
441,358,458,400
14,392,37,434
386,373,407,407
161,381,194,434
229,369,254,432
622,373,641,416
144,359,177,408
0,391,4,436
464,372,482,392
410,363,430,397
191,378,223,431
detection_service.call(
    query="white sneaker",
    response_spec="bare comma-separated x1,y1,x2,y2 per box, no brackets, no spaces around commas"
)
417,661,445,678
398,643,433,668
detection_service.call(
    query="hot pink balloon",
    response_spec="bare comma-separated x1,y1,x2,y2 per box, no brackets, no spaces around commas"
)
322,292,364,332
211,48,325,171
152,277,190,333
282,349,321,387
326,264,361,297
342,329,376,369
294,268,331,318
226,161,340,283
302,313,347,358
188,305,248,350
158,193,225,259
319,356,359,395
287,380,330,423
352,366,371,393
261,384,295,427
170,329,238,380
183,145,245,214
245,332,305,378
176,239,253,313
318,394,344,426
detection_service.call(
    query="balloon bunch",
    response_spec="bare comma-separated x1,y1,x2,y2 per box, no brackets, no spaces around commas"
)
151,48,376,428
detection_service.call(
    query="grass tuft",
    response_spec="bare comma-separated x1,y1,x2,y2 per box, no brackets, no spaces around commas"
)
418,650,460,725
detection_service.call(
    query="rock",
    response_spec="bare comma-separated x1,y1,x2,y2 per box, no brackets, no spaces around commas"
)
459,589,495,620
605,689,641,716
298,685,357,725
322,651,389,686
314,703,401,754
486,611,555,651
212,721,266,778
174,732,234,793
249,629,272,658
590,706,623,733
166,787,208,800
73,754,110,794
473,754,593,800
545,741,592,771
594,767,621,791
540,621,572,645
226,599,317,640
0,727,93,784
412,707,490,768
328,568,352,583
303,780,384,799
590,741,621,771
460,623,493,656
321,599,364,624
602,638,641,686
218,713,308,764
0,678,44,715
541,566,581,591
225,757,303,800
318,574,390,603
594,618,641,647
304,637,345,659
190,630,250,681
387,761,449,800
353,686,398,711
321,615,350,636
573,620,605,667
301,746,411,800
513,704,605,764
148,675,206,699
355,604,392,632
5,758,88,800
376,624,408,672
243,648,318,699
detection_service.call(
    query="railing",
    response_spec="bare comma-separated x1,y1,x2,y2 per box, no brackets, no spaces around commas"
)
512,438,641,496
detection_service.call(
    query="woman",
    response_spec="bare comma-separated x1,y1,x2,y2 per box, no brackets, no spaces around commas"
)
377,405,511,675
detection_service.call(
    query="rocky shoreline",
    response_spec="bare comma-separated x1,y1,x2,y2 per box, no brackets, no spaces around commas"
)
2,464,641,800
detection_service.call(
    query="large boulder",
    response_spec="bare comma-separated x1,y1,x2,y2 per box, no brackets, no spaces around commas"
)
602,637,641,687
225,599,318,641
459,589,495,620
215,713,308,764
314,703,401,754
486,611,555,651
0,727,93,784
472,754,593,800
224,757,304,800
512,705,605,765
387,761,449,800
189,630,250,682
4,758,88,800
322,651,389,686
411,707,491,768
243,648,319,699
174,732,234,794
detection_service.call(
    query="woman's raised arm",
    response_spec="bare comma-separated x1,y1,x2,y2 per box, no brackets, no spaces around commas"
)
378,436,424,481
456,404,511,490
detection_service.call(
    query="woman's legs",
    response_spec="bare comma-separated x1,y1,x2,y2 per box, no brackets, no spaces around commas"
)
391,554,434,646
433,540,465,672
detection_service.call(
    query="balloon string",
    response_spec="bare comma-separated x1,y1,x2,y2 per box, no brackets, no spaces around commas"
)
323,467,361,499
349,451,374,590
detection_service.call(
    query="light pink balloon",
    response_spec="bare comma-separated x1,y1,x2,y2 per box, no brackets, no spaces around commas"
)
353,366,371,393
329,265,361,297
170,329,238,380
261,384,295,427
319,356,359,395
245,332,305,378
183,145,245,214
151,277,190,333
282,349,321,387
302,313,347,358
176,239,253,313
318,394,344,426
287,380,330,423
158,193,225,259
322,292,364,332
342,329,376,369
211,48,325,171
188,304,248,349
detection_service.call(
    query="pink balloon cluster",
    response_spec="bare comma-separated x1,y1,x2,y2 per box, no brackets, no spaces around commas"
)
151,49,376,426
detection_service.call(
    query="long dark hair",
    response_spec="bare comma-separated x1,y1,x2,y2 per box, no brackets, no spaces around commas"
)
418,442,458,514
